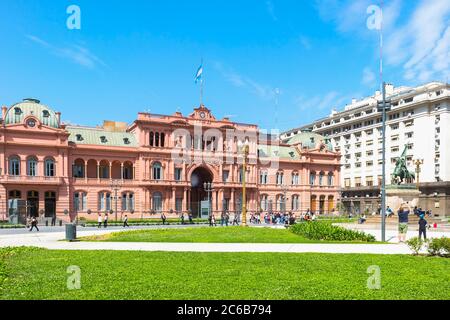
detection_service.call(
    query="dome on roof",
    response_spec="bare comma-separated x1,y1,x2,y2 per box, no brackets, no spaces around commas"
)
283,131,333,151
4,99,59,128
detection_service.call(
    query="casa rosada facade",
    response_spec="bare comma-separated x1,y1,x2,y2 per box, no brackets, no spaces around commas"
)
0,99,341,221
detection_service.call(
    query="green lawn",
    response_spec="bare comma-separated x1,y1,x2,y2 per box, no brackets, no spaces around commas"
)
1,247,448,300
81,226,331,243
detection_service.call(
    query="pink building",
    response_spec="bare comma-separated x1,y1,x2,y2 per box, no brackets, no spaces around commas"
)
0,99,340,222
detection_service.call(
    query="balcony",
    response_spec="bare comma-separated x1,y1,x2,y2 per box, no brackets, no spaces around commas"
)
0,175,63,185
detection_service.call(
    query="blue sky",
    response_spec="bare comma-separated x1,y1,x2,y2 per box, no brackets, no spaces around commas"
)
0,0,449,131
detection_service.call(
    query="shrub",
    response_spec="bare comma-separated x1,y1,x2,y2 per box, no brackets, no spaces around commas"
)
406,237,424,255
290,221,376,242
427,237,450,257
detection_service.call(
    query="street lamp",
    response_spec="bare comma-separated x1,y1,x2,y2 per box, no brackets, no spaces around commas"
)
414,159,424,190
110,179,123,222
280,184,289,215
238,140,250,226
203,182,214,218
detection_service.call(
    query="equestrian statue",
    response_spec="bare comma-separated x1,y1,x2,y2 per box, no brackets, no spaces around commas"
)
391,146,415,185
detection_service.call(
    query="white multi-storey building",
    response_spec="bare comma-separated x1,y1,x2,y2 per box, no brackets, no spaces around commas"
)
281,82,450,216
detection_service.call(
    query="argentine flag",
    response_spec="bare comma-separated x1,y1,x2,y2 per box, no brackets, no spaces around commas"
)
195,64,203,84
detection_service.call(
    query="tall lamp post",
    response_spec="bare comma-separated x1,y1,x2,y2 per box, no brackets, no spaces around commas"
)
110,179,123,222
377,82,392,242
203,182,214,217
414,159,424,190
280,184,289,215
238,141,250,226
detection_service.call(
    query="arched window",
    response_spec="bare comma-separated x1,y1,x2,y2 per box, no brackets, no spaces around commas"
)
152,192,163,212
44,158,55,177
121,192,135,211
259,171,268,184
276,195,284,211
160,133,165,147
319,171,325,186
155,132,160,147
276,172,284,185
42,110,50,126
328,172,334,186
149,132,154,147
291,195,300,211
9,190,21,199
260,194,268,211
152,162,162,180
98,192,111,211
74,191,87,212
27,157,38,176
310,171,316,185
292,172,299,185
9,156,20,176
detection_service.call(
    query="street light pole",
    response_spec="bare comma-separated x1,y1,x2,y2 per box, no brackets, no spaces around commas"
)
110,180,123,222
380,82,389,242
414,159,424,190
241,144,249,227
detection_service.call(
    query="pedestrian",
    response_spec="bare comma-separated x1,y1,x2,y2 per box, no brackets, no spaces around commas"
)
104,213,108,228
397,203,411,242
418,212,427,240
188,212,193,224
232,214,238,226
208,214,213,227
180,213,185,225
161,212,167,225
97,214,103,228
29,216,39,232
123,214,129,228
225,212,230,226
51,214,56,226
221,212,225,226
211,215,216,226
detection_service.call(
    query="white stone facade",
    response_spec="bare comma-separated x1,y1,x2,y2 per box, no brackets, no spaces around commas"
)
282,82,450,189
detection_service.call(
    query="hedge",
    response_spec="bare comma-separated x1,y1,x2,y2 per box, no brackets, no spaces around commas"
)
290,221,376,242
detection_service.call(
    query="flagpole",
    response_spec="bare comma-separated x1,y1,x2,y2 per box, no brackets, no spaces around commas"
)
200,79,203,106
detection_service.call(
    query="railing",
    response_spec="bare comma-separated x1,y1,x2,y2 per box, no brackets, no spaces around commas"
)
0,175,63,184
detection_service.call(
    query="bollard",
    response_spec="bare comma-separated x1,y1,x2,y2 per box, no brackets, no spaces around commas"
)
65,223,77,241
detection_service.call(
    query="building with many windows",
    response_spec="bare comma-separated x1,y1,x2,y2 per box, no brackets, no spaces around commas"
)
281,81,450,216
0,99,340,222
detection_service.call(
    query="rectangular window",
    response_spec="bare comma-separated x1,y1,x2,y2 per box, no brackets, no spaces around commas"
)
175,198,182,212
223,170,229,183
355,177,362,187
174,168,182,181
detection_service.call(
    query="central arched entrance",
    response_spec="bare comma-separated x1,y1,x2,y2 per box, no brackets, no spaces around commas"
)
190,167,213,217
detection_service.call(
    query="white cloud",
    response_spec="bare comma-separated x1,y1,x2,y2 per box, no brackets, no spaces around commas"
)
315,0,450,83
295,91,350,112
266,0,277,21
299,35,312,50
26,35,106,69
214,62,278,100
362,67,376,87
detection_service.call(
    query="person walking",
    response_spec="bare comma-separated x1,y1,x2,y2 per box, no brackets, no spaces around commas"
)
208,214,213,227
188,212,193,224
123,214,129,228
104,213,108,228
397,203,411,242
29,216,39,232
211,214,216,226
51,214,56,227
225,212,230,227
97,214,103,228
418,212,427,240
161,212,167,225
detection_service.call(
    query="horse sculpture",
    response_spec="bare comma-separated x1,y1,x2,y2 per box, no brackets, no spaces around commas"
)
391,146,415,185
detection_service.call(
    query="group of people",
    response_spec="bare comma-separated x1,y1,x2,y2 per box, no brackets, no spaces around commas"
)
397,203,431,242
97,213,130,228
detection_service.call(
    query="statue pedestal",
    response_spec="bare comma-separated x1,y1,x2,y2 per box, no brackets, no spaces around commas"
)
386,185,421,210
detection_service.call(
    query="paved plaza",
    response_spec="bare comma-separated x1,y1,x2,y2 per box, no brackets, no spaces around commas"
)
1,224,448,255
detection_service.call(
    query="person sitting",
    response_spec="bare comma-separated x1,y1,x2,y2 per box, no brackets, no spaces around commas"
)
359,214,367,224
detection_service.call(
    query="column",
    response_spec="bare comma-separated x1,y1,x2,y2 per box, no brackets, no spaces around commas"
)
183,188,188,211
84,160,87,182
96,161,100,182
109,163,112,180
120,163,124,180
231,188,235,212
172,187,176,212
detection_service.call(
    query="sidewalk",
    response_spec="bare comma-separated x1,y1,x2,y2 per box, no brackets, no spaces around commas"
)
2,226,447,255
